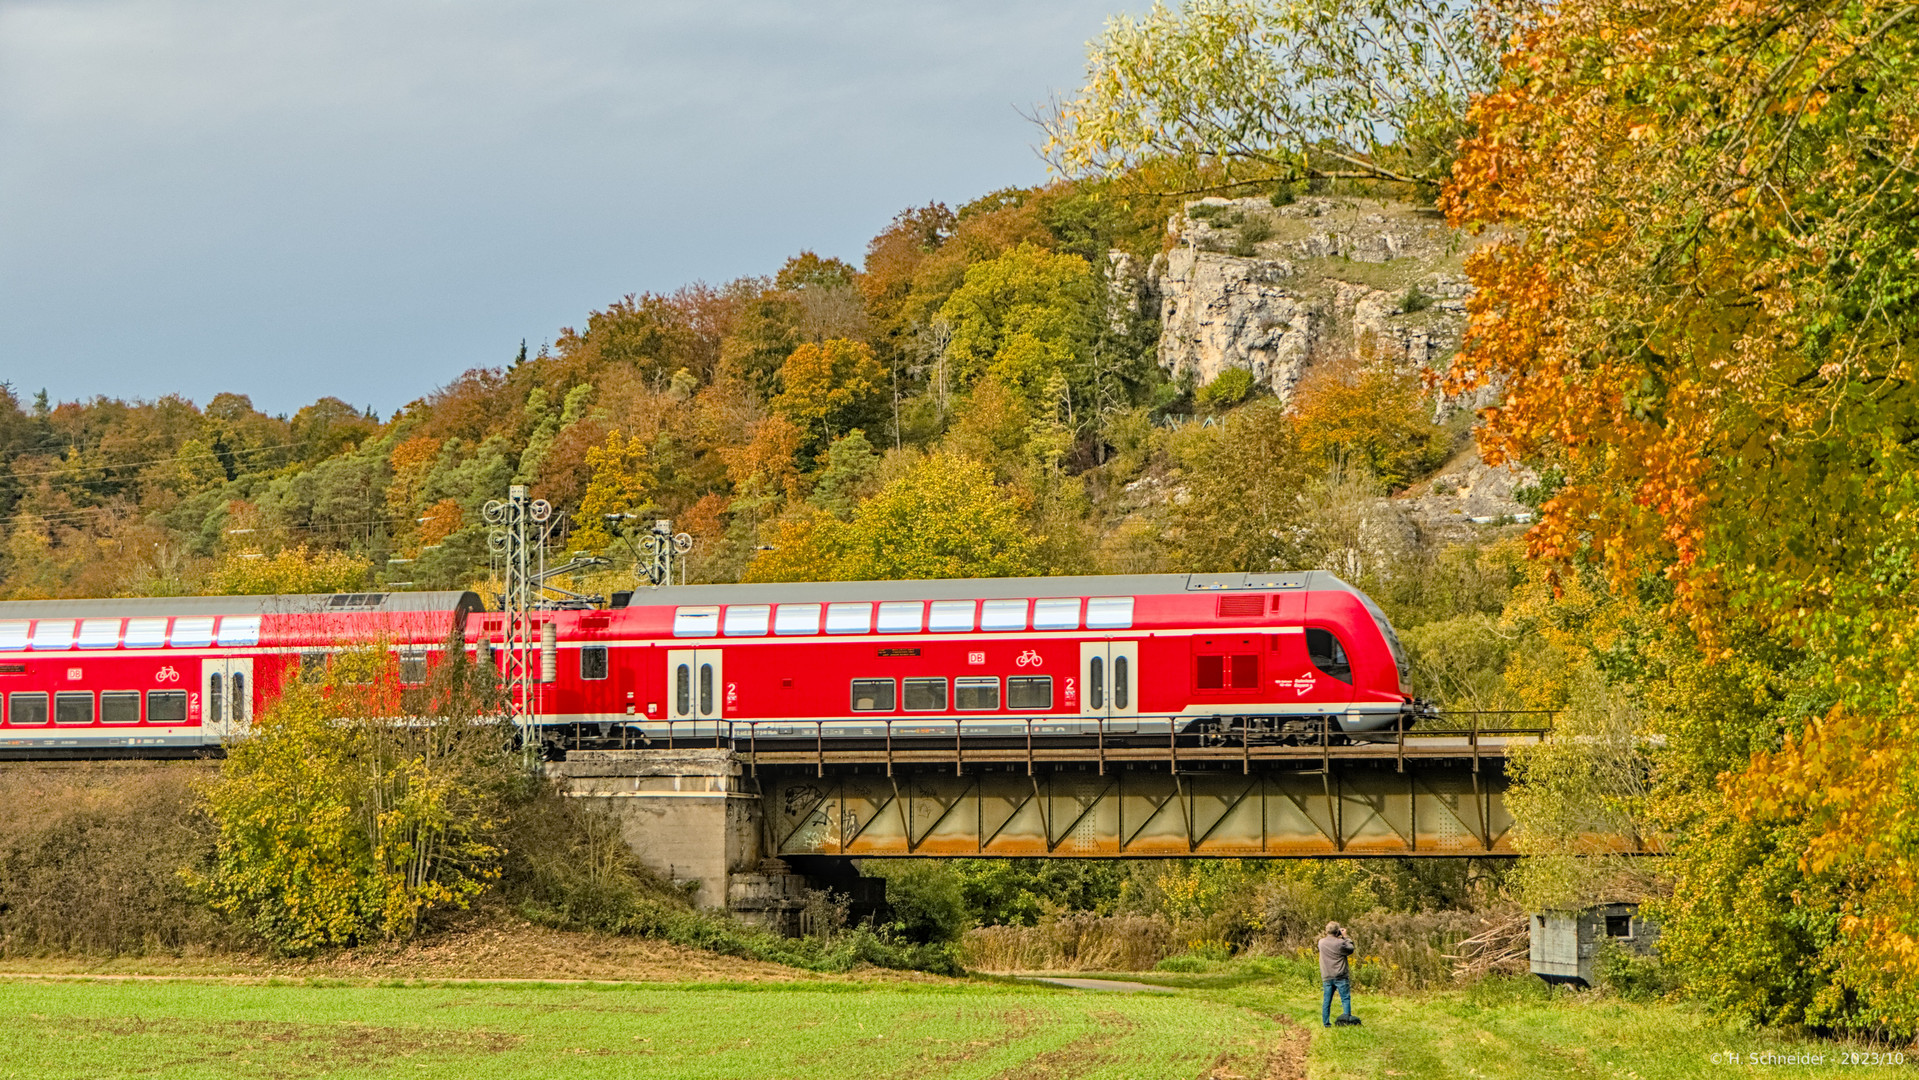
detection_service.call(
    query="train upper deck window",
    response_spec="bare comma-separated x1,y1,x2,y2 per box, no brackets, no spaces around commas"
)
101,691,139,724
955,677,1000,710
774,603,822,635
928,601,975,633
1085,597,1135,629
1033,599,1080,630
0,621,27,650
77,619,122,649
580,646,609,680
148,690,187,724
171,617,215,648
31,620,74,650
903,678,946,710
826,603,873,634
217,616,261,647
1008,676,1053,710
981,600,1028,632
1305,628,1353,683
723,605,770,636
55,692,93,725
673,606,720,637
876,601,923,634
851,679,895,711
124,618,167,648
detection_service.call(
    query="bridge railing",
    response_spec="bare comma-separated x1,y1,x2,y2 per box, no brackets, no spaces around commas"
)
601,710,1554,777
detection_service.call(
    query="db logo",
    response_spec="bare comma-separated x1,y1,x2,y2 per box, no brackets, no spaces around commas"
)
156,665,180,683
1015,649,1043,668
967,651,986,666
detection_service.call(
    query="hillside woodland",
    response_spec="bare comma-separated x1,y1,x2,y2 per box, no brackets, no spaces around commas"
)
6,0,1919,1043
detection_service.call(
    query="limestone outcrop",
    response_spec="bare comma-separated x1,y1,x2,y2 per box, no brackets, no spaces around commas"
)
1150,196,1481,402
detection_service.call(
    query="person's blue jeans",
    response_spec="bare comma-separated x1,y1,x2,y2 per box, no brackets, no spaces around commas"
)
1321,976,1352,1026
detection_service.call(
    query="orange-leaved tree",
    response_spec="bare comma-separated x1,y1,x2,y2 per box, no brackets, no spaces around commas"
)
1443,0,1919,1034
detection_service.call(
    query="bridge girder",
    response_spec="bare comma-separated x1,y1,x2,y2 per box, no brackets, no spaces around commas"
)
767,763,1533,858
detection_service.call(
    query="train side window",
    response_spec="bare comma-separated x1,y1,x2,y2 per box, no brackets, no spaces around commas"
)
723,604,770,636
851,679,896,711
1032,598,1080,630
8,692,48,725
208,673,223,723
955,677,1000,710
698,663,715,714
673,606,720,637
876,602,924,633
217,616,262,647
1008,676,1052,710
773,604,822,636
124,618,168,648
55,692,94,725
232,673,247,720
928,601,974,633
980,600,1028,632
171,617,215,648
1197,655,1225,689
826,603,873,634
0,620,28,650
147,690,187,724
1085,596,1135,629
77,619,122,649
903,678,947,710
1305,629,1353,683
398,651,428,685
581,645,609,680
1114,656,1129,709
101,691,140,724
675,663,691,715
31,620,75,650
1232,655,1259,687
1089,656,1105,709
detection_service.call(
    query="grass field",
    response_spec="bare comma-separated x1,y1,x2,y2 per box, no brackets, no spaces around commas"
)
0,969,1906,1079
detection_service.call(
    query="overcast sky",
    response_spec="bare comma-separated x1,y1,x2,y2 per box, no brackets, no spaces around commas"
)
0,0,1131,416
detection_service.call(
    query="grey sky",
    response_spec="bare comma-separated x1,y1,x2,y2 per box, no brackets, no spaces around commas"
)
0,0,1129,416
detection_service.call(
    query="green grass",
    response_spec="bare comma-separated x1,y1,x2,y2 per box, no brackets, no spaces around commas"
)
0,977,1287,1079
1,972,1908,1079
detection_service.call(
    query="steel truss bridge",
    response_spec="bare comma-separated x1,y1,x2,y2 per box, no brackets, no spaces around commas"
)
688,720,1647,860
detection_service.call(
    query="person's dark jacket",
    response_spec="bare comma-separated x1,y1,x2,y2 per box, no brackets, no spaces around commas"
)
1318,932,1356,979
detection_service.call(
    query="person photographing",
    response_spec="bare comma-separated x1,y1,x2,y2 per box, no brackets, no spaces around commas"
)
1318,922,1359,1027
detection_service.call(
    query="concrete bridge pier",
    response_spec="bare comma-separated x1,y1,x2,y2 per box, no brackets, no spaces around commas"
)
547,749,783,917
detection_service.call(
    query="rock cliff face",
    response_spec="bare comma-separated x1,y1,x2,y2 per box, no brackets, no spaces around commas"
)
1150,196,1479,402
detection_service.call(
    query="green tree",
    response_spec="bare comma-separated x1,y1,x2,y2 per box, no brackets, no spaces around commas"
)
938,244,1096,397
1043,0,1505,192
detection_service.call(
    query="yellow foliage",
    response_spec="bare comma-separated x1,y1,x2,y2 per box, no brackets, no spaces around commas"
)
568,429,654,552
205,545,370,596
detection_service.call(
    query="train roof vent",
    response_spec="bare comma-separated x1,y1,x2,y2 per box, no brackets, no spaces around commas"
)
1216,595,1265,617
1186,574,1247,591
327,593,388,609
1245,574,1309,589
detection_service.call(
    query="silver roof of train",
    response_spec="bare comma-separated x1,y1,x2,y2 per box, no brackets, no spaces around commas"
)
0,591,481,618
622,572,1359,606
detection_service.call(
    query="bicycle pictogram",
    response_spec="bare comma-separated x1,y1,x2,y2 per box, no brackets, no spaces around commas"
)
155,665,180,683
1015,649,1043,668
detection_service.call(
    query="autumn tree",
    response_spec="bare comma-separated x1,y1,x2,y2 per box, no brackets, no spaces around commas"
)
1290,355,1452,490
1043,0,1507,193
1444,0,1919,1035
567,430,654,552
938,243,1097,398
771,339,885,441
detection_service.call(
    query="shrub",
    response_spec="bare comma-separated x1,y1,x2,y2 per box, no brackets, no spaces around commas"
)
1596,940,1677,1002
1400,284,1434,313
1195,368,1258,411
876,863,969,943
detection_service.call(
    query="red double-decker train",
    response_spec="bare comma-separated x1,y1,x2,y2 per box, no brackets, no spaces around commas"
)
0,571,1415,757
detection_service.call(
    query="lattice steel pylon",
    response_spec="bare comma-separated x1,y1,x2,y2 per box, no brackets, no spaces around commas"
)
485,485,551,764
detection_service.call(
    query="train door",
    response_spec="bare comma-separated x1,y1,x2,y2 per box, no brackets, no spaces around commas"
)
1079,640,1139,734
665,649,724,737
202,657,254,740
